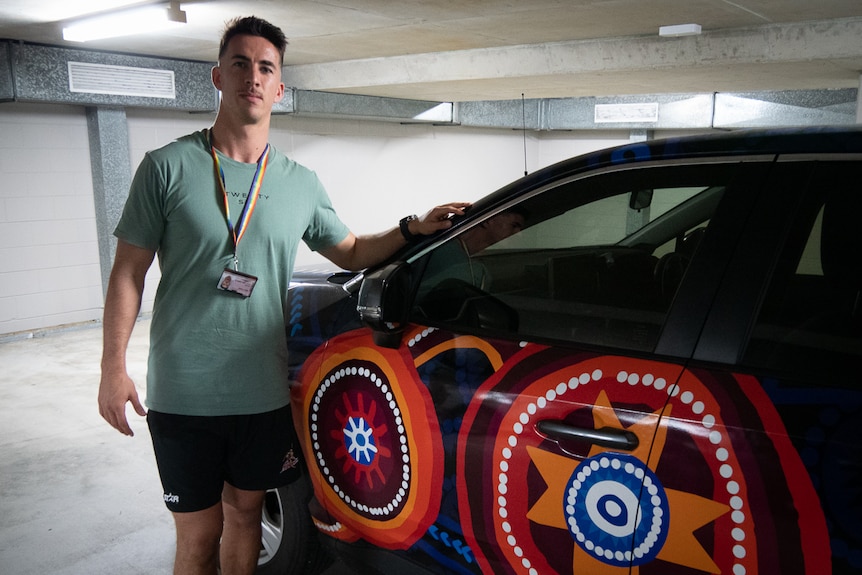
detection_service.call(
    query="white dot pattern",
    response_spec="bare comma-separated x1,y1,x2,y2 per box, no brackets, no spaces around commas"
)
311,364,410,519
493,365,748,574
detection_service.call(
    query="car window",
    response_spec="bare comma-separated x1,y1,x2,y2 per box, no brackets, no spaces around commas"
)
743,162,862,378
411,164,743,352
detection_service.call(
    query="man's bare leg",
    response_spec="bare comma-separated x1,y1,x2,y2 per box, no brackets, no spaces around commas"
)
173,503,223,575
220,483,266,575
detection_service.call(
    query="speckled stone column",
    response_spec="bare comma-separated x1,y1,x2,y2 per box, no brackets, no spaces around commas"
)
0,44,12,101
857,75,862,124
87,106,131,298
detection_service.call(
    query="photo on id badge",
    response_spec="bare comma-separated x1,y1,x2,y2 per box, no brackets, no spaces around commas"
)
217,269,258,297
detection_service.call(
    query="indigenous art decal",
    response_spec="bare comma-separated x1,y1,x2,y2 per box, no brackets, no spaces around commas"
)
294,329,444,548
294,326,832,574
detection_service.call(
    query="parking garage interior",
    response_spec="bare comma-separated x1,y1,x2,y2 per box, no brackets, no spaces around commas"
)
1,2,861,573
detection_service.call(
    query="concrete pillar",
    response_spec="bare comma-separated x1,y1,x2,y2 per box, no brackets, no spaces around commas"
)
86,107,132,298
857,74,862,124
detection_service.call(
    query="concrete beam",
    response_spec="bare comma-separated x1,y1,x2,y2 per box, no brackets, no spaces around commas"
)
4,41,216,111
857,74,862,124
284,18,862,99
2,39,857,131
0,42,12,101
283,89,454,123
457,90,858,131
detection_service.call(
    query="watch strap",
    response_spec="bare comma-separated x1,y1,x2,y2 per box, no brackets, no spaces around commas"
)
399,214,419,241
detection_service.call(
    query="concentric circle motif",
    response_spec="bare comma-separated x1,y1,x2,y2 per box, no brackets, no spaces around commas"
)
311,360,405,515
563,453,668,566
458,349,762,575
294,329,443,549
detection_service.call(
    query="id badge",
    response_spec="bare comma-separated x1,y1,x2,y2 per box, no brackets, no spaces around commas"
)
217,269,258,298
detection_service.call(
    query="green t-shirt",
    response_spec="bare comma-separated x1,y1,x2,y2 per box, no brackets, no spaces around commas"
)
115,130,349,416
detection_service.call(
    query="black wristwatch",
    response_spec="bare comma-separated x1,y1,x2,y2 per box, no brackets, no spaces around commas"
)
399,214,419,242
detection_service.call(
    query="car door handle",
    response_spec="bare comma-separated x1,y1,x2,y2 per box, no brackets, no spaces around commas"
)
536,420,639,451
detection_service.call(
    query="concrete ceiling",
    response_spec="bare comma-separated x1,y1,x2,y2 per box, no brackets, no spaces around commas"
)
0,0,860,103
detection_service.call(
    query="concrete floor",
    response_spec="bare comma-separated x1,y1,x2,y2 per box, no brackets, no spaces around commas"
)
0,318,175,574
0,319,354,575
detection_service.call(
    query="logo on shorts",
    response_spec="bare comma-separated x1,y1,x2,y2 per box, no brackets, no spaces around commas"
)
164,492,180,504
282,448,299,472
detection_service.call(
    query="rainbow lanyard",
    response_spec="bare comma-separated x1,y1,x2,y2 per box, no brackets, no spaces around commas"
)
208,129,270,270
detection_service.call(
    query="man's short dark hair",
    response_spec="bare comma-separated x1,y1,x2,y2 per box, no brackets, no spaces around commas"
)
219,16,288,66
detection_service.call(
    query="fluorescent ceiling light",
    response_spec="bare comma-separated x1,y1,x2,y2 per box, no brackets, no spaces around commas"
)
63,2,186,43
659,23,702,37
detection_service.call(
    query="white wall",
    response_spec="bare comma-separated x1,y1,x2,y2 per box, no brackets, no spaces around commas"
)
267,115,626,266
0,104,103,335
0,103,629,336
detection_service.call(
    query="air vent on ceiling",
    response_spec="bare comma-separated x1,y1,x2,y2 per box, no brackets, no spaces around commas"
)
67,61,176,99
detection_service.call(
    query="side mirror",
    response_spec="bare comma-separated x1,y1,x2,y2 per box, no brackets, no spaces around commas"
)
357,262,412,348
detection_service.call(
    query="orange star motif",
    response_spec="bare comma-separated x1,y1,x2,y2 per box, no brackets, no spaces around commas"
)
527,389,730,574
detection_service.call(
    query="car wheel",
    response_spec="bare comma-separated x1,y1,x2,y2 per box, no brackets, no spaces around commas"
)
256,474,329,575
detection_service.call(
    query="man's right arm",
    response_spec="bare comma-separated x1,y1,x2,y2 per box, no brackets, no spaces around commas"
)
98,240,156,437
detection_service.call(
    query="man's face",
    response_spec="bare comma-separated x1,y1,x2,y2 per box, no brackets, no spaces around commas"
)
212,34,285,124
485,212,525,244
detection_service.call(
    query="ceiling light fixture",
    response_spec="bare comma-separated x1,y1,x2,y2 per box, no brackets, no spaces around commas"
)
62,1,186,43
658,23,702,37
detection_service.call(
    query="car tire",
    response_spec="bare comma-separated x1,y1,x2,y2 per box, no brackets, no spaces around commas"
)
257,474,330,575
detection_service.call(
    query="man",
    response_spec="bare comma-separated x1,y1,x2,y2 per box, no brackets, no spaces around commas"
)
98,16,468,575
458,209,526,259
419,208,526,294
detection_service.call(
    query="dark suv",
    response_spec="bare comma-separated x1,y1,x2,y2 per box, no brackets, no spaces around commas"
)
263,127,862,575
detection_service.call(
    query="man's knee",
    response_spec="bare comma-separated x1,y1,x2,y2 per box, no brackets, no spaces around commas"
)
222,484,265,527
173,503,223,560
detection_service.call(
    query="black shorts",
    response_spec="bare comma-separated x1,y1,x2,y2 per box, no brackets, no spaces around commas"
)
147,404,304,513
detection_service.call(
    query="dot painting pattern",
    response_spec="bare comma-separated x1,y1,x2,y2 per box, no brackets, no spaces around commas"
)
563,453,669,566
457,346,827,575
295,330,444,549
294,328,831,574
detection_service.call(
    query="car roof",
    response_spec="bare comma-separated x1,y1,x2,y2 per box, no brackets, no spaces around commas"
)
466,125,862,221
589,125,862,165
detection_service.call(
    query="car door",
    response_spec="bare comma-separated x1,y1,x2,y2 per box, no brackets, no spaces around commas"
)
419,161,773,575
293,159,774,574
691,158,862,575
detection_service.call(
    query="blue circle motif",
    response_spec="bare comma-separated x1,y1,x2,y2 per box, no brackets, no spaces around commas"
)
343,416,378,466
563,453,669,567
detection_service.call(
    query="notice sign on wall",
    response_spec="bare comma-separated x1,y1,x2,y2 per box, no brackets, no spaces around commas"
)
594,102,659,123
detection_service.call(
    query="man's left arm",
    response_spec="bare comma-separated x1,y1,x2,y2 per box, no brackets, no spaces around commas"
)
320,202,471,271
